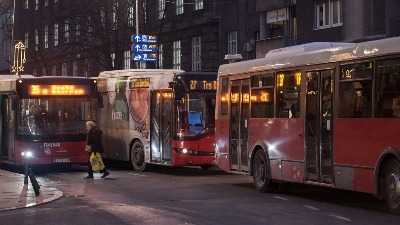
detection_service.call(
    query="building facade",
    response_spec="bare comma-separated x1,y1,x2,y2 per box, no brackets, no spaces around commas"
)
0,0,12,74
256,0,400,58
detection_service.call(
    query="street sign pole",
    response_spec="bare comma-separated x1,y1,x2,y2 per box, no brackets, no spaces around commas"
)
135,0,139,69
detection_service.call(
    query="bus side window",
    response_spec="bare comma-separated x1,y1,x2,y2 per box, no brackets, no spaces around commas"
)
276,71,301,118
376,58,400,118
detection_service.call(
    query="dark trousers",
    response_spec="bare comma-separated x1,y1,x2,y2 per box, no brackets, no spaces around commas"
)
88,153,107,176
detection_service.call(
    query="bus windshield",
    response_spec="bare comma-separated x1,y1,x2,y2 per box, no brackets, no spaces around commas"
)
17,98,94,137
176,94,215,138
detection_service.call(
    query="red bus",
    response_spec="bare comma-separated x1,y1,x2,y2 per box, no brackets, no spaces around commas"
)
215,37,400,214
97,70,217,171
0,76,97,166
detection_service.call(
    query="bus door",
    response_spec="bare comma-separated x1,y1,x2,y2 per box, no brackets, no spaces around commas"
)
150,90,173,164
229,79,250,172
305,70,334,184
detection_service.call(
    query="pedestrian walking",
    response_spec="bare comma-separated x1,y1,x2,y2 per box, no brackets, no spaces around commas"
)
84,121,110,179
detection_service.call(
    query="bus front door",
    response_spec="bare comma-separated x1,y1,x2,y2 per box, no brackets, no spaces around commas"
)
305,70,334,184
229,79,250,173
150,90,173,164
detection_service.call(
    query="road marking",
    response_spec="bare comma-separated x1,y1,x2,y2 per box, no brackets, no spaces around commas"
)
303,205,320,211
329,214,351,222
274,196,290,201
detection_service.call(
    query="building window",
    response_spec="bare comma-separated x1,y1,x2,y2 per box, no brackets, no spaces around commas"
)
123,50,131,69
111,53,115,68
35,0,39,10
84,59,90,77
64,19,69,43
112,3,118,30
128,5,134,27
194,0,203,10
44,25,48,49
100,8,106,28
227,31,237,55
87,16,92,35
62,63,67,76
45,0,49,7
176,0,184,15
192,37,201,71
42,68,47,76
24,0,29,9
55,0,58,3
35,29,39,50
139,62,146,69
158,0,165,19
24,32,29,48
52,65,57,76
315,0,342,29
73,61,78,76
33,69,37,76
173,40,181,69
76,17,80,36
54,23,59,46
158,44,163,69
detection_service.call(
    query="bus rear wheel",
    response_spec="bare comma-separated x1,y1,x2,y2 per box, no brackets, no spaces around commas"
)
253,150,274,193
130,141,148,172
385,158,400,215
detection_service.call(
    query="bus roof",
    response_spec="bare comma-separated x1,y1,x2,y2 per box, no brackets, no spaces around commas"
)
219,36,400,76
0,75,34,80
98,69,184,78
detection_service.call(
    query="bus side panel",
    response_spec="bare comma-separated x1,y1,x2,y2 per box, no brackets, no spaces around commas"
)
249,118,305,161
334,119,400,193
215,118,230,172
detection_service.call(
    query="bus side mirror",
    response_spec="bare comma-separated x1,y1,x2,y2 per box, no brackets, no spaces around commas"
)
97,94,104,108
174,84,182,100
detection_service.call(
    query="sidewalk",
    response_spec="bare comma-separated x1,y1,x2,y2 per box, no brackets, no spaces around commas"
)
0,169,63,212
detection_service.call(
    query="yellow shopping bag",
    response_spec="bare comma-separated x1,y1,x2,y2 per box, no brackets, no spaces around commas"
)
90,152,105,171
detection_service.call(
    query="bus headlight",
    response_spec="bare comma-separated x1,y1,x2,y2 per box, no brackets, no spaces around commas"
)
21,151,33,157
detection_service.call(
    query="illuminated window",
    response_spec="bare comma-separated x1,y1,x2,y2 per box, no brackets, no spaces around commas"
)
220,78,229,115
35,29,39,50
158,0,165,19
73,61,78,76
128,5,134,27
173,40,181,69
315,0,342,29
54,23,59,46
176,0,184,15
44,25,48,48
35,0,39,10
76,17,80,36
24,32,29,48
194,0,203,10
111,53,115,68
192,37,201,71
277,71,301,118
64,19,69,43
158,44,163,69
227,31,237,55
251,74,275,118
123,50,131,69
62,63,67,76
24,0,29,9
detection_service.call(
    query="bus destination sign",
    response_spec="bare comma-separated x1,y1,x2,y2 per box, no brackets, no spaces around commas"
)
29,85,89,96
130,78,150,88
189,80,217,90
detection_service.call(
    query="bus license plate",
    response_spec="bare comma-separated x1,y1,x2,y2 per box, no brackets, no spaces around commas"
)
53,158,70,163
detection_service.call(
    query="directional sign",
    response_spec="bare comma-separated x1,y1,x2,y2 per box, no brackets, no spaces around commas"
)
132,34,158,43
132,43,158,53
133,53,157,62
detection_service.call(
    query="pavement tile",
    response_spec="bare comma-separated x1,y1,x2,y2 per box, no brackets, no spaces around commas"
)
0,169,63,212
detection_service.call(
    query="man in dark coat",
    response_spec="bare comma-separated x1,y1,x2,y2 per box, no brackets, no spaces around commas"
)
84,121,110,179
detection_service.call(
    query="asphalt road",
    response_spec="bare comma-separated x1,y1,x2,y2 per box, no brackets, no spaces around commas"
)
0,164,399,225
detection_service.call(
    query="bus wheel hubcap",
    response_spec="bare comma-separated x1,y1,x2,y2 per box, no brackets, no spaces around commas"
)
388,173,400,203
133,147,143,165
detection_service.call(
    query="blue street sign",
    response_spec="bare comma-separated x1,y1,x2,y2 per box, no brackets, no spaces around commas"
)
132,34,158,43
132,53,158,62
132,43,158,53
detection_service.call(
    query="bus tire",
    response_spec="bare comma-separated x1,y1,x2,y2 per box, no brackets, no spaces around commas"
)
252,149,274,193
201,165,213,170
385,158,400,215
130,141,148,172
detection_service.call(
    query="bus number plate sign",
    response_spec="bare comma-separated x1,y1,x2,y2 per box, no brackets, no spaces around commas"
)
52,158,70,163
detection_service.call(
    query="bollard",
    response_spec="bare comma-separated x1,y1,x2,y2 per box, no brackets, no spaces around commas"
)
24,158,28,185
28,168,40,196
